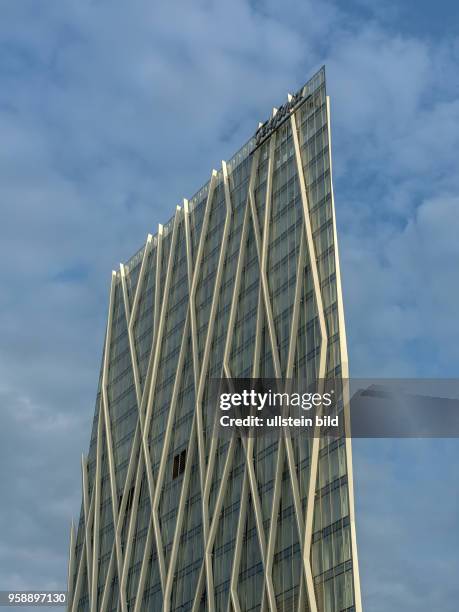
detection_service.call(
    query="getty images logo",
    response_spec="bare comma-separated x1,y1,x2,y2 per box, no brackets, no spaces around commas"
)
219,389,334,411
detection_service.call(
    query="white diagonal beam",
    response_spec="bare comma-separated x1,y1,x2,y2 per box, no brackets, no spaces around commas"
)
137,207,182,596
200,160,239,612
71,453,96,612
162,418,197,612
67,519,76,609
194,162,232,549
189,172,218,492
234,280,265,612
153,226,163,348
81,455,92,599
258,135,281,377
191,160,241,612
114,426,143,603
151,313,190,581
70,517,89,612
291,110,328,612
282,230,306,543
132,226,175,612
203,435,237,612
101,233,154,611
221,257,268,611
133,519,155,612
229,467,249,612
121,235,153,406
326,95,362,612
117,235,156,606
90,403,103,611
221,150,272,611
100,271,127,612
129,235,153,332
284,229,309,612
202,155,273,612
251,134,283,612
162,183,217,611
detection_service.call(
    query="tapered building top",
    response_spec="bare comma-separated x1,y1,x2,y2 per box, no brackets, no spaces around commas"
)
68,66,362,612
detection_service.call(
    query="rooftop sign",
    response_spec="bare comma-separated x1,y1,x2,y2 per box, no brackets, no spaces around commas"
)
254,86,312,147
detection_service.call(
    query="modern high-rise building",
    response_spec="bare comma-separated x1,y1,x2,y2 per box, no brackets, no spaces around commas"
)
67,67,362,612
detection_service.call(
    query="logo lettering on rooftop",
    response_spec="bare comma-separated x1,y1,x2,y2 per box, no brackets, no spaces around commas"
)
255,86,312,146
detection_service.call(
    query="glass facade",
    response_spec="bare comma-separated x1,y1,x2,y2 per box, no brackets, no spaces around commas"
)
68,67,361,612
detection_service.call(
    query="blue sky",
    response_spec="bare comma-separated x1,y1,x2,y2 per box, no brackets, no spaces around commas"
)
0,1,458,610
